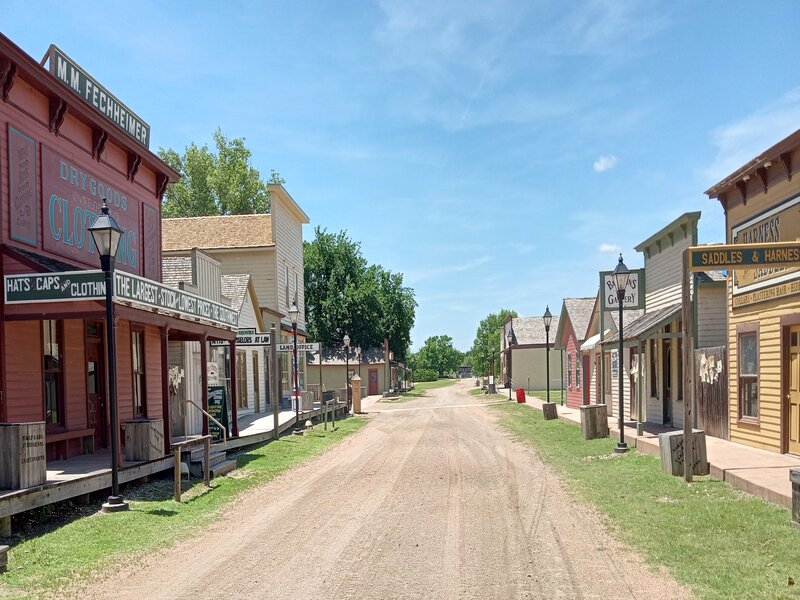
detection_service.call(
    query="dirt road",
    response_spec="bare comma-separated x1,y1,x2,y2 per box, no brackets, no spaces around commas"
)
76,380,691,599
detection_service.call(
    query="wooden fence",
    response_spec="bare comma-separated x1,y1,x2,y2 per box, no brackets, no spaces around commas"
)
694,345,728,440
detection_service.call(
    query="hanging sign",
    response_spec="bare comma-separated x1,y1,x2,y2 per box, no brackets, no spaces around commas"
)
210,328,271,347
277,342,321,352
599,269,645,311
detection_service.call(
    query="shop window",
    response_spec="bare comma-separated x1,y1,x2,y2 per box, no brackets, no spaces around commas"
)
131,328,146,418
43,320,64,429
576,356,581,389
237,350,248,409
567,353,572,388
281,333,290,394
604,353,612,393
738,326,759,421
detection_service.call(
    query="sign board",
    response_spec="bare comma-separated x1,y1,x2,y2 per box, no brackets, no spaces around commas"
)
599,269,645,311
8,127,38,247
277,342,321,352
4,270,238,329
207,386,229,442
48,45,151,148
210,329,271,347
689,243,800,272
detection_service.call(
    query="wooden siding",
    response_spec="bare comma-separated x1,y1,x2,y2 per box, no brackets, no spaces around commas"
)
697,284,727,348
197,249,277,315
63,320,87,430
508,347,563,391
644,229,692,310
272,197,306,331
144,325,163,419
192,251,222,303
116,320,133,423
563,321,583,408
4,321,42,422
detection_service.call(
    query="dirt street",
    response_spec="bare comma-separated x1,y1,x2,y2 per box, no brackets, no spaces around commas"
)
75,380,692,599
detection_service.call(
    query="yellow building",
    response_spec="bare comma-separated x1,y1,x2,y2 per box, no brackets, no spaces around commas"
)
706,128,800,453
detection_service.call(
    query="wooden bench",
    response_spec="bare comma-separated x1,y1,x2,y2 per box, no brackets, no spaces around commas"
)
47,428,95,460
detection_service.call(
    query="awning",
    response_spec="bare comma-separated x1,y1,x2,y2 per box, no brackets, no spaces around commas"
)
580,329,612,352
602,303,682,345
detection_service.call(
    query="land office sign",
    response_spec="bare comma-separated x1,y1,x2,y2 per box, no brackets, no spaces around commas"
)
48,45,150,148
599,269,645,311
4,271,238,329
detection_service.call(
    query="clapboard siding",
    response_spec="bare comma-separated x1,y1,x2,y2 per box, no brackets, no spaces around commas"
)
63,320,87,430
5,321,43,423
697,284,727,347
564,321,583,409
272,196,306,331
509,347,563,391
145,325,163,419
192,252,222,303
116,320,133,423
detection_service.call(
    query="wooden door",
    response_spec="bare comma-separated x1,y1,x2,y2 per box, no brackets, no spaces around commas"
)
86,331,107,449
368,369,379,396
788,326,800,454
662,341,672,425
253,354,260,413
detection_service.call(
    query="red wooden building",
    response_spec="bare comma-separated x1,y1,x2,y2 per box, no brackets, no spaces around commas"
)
0,34,236,467
554,298,595,409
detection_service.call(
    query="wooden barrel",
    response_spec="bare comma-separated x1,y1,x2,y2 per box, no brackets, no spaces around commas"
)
0,422,47,489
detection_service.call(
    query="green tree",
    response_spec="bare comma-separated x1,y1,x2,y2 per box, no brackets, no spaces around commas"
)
158,128,272,217
304,227,416,360
417,335,462,378
469,309,517,378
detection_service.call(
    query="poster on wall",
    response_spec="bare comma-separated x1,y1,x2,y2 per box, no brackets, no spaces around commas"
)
8,127,38,247
207,386,229,442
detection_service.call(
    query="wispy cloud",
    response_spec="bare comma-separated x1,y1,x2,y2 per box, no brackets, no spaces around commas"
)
405,256,491,284
593,154,619,172
512,243,537,255
598,242,621,253
703,87,800,184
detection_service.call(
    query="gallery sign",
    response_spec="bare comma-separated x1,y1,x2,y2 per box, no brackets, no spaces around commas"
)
599,269,645,311
4,270,238,329
48,45,150,148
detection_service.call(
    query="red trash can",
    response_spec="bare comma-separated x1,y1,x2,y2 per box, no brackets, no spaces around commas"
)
516,388,526,403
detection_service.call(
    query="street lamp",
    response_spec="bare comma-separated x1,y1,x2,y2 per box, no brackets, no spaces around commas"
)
543,306,552,404
288,302,301,434
343,334,351,410
612,254,631,454
88,201,128,513
506,329,513,400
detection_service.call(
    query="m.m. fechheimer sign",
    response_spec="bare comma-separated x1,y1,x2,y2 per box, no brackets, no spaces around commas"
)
48,45,150,148
4,271,237,328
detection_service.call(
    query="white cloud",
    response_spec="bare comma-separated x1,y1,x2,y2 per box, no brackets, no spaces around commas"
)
405,256,491,284
598,242,621,253
703,87,800,184
593,154,619,172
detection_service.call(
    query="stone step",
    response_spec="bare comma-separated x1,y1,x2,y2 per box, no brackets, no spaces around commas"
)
211,459,237,478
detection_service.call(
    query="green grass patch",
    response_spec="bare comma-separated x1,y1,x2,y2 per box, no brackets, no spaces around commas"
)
527,389,564,404
492,403,799,600
0,416,367,599
397,378,458,399
468,388,507,401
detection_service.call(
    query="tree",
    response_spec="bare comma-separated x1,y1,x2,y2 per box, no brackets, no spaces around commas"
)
158,128,272,217
304,227,416,360
416,335,462,378
469,309,517,378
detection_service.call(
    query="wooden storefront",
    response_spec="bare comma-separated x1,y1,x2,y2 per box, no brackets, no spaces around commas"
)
706,128,800,453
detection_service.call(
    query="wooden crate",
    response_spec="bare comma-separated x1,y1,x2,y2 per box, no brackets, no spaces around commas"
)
580,404,609,439
123,419,165,462
0,422,47,489
658,430,709,476
542,402,558,420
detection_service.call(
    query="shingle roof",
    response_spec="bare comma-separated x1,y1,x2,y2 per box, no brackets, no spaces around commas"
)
697,270,726,283
162,214,274,251
221,274,250,313
161,256,193,287
563,297,595,342
603,303,681,344
509,316,560,346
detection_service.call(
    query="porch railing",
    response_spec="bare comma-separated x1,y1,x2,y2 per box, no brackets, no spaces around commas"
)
183,400,227,446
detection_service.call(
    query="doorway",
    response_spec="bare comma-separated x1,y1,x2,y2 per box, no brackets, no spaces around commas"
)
368,368,379,396
662,340,672,425
787,326,800,454
86,323,107,450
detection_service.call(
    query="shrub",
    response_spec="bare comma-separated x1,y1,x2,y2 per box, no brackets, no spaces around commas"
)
413,368,438,382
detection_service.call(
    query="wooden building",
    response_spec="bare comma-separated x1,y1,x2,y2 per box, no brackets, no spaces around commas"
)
0,34,237,474
554,297,594,409
501,316,563,392
706,128,800,453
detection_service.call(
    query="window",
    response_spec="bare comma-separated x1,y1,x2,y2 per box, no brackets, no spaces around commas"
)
252,354,260,410
567,353,572,388
576,356,581,389
237,350,248,409
131,328,146,417
739,327,759,421
43,320,64,428
649,339,658,397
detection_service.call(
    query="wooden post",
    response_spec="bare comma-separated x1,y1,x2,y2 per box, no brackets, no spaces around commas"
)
682,249,694,483
160,327,171,454
230,338,239,437
203,436,210,488
173,448,181,502
201,336,209,437
271,324,279,440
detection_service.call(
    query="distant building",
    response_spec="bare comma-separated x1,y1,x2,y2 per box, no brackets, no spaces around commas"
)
501,316,563,392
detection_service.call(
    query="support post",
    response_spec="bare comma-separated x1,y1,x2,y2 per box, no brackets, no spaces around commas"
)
201,336,209,437
682,248,694,483
203,436,211,488
270,324,279,440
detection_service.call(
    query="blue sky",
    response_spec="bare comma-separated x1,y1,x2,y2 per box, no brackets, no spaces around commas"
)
4,1,800,351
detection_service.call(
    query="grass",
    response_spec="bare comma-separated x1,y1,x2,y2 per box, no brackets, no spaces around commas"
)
391,378,458,400
492,402,800,600
527,389,565,404
468,388,508,401
0,416,367,599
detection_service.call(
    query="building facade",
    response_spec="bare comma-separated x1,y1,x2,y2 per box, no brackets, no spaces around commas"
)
554,298,594,409
502,316,563,393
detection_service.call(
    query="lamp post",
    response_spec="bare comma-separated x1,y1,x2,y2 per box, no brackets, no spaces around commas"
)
289,302,302,435
543,306,552,404
612,254,631,454
506,329,513,400
88,201,128,513
343,334,350,411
